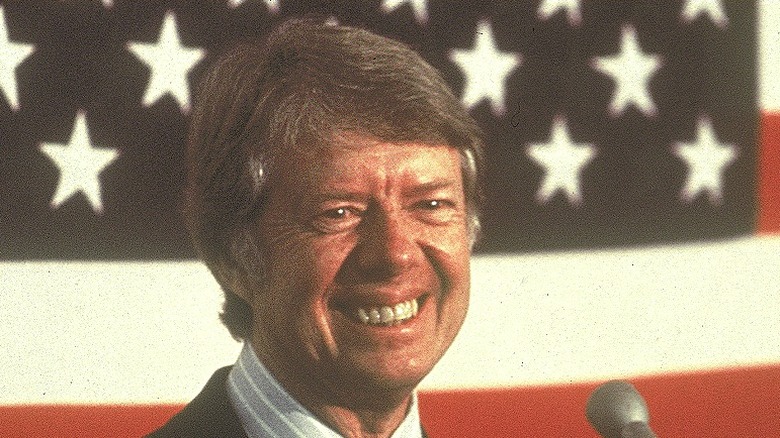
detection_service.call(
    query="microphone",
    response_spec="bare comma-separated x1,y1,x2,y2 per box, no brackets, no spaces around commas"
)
585,380,658,438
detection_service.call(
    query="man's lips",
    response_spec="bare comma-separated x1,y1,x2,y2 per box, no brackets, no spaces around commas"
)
332,294,429,327
356,297,419,326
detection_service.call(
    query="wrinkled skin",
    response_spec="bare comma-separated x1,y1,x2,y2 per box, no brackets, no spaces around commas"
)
239,134,472,436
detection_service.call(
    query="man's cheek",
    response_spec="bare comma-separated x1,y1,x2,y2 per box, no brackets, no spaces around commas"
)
307,235,357,274
264,229,319,279
425,228,470,260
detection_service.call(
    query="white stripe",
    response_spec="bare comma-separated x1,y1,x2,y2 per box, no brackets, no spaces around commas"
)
227,375,278,437
233,350,309,437
0,261,240,404
2,236,780,402
421,235,780,390
759,0,780,111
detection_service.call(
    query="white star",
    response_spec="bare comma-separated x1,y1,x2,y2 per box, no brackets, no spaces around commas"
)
39,112,119,214
673,117,737,204
381,0,428,24
229,0,280,13
102,0,113,8
537,0,582,26
681,0,728,28
526,117,596,205
449,20,521,116
127,12,205,112
0,6,35,111
592,25,662,117
324,16,339,27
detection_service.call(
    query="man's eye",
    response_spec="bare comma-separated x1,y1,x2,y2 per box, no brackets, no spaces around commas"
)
323,207,349,218
417,199,448,210
311,206,362,233
413,199,461,224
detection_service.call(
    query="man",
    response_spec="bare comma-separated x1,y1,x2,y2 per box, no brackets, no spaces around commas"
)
150,17,484,438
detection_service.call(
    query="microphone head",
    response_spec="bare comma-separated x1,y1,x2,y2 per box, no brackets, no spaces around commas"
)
585,380,651,438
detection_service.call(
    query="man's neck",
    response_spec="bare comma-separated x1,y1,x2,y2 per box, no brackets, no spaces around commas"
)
271,361,415,438
234,341,422,438
309,397,413,438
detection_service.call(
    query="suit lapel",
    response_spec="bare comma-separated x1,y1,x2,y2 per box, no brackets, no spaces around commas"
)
146,366,247,437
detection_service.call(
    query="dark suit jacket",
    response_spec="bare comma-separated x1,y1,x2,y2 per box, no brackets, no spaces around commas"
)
147,366,247,437
147,366,429,437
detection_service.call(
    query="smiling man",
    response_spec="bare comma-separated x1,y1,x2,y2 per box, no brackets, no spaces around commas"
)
149,17,484,438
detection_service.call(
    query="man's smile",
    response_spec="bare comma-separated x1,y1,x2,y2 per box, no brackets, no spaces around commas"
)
355,297,420,326
332,294,430,327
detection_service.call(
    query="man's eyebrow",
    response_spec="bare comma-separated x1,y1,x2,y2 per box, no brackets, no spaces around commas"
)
300,181,461,204
405,180,461,197
304,192,370,203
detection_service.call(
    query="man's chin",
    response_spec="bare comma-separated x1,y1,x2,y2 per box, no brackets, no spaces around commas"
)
348,347,441,383
322,361,430,411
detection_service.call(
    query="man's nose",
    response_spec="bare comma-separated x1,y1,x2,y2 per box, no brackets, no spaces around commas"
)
355,209,417,278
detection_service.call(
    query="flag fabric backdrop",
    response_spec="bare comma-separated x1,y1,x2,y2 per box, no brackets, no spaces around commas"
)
1,1,779,437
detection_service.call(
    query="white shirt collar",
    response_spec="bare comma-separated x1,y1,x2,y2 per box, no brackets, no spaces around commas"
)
227,342,424,438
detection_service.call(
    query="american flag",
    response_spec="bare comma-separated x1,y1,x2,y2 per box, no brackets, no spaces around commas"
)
2,1,779,436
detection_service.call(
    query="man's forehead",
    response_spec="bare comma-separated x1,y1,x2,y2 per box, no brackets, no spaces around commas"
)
297,140,458,172
275,137,463,192
311,131,453,154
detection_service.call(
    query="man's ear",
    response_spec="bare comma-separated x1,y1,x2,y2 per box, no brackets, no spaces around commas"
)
212,257,254,304
213,227,264,304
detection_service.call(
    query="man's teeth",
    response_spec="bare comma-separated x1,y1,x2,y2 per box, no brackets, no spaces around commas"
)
356,299,419,326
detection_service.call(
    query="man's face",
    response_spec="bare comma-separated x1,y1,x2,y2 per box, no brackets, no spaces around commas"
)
245,134,471,405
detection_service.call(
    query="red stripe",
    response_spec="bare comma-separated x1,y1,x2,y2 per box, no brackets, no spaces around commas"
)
759,112,780,233
0,404,181,438
420,364,780,437
1,365,778,437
